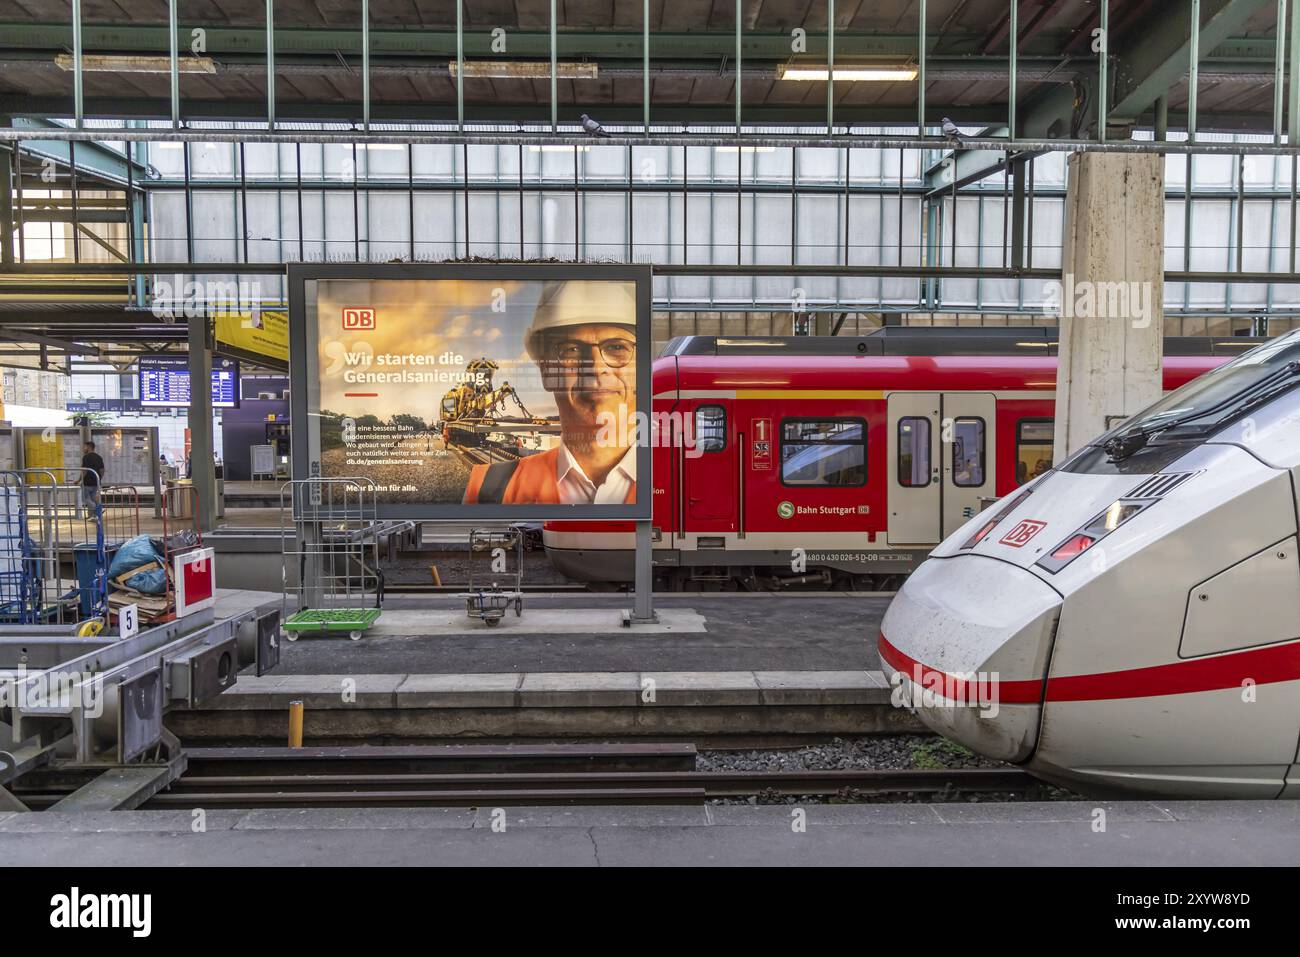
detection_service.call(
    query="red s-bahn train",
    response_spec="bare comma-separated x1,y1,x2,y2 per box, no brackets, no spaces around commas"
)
542,329,1252,590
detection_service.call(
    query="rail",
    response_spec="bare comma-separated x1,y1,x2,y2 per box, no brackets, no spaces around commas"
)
7,744,1040,808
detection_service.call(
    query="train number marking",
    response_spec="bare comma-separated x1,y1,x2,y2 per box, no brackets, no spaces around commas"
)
999,519,1047,547
751,418,773,470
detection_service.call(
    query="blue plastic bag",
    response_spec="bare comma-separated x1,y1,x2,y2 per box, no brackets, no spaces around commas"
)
107,534,168,595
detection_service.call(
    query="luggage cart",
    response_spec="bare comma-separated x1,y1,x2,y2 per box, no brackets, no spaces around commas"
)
96,484,140,627
19,467,106,626
280,478,383,641
101,483,142,544
0,471,38,624
460,526,524,627
103,483,200,626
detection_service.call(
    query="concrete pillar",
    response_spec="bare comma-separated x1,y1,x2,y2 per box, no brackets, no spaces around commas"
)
186,314,218,531
1053,151,1165,461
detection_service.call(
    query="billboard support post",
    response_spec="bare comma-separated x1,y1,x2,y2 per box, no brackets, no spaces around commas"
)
186,314,217,532
624,520,657,626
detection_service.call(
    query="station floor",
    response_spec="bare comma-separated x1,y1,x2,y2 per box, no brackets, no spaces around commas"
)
4,801,1296,866
275,593,888,674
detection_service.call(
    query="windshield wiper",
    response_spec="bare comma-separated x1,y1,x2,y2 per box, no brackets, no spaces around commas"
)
1104,360,1300,462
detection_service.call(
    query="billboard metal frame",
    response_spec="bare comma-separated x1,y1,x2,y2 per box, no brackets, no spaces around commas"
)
287,261,654,522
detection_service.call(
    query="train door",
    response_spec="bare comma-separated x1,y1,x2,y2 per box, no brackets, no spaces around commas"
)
940,393,997,538
887,393,942,544
682,401,737,533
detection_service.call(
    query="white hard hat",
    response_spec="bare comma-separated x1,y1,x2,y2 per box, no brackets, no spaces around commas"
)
525,281,636,360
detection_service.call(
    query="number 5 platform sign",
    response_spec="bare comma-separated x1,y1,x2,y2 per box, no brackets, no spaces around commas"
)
751,418,773,471
119,603,139,640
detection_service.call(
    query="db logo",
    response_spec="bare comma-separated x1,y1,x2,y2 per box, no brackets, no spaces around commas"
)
342,307,376,330
1000,519,1047,548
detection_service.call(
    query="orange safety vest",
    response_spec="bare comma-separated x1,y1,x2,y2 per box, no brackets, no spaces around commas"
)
463,447,636,505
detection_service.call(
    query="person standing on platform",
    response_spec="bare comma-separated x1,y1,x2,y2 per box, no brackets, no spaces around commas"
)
80,440,105,517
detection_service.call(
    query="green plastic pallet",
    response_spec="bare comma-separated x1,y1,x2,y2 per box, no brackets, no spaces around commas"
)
283,607,381,634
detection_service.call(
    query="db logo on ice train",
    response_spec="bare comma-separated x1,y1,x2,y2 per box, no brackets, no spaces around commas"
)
1000,519,1047,548
342,307,376,330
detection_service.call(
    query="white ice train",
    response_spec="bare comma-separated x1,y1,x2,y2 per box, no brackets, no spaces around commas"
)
879,329,1300,798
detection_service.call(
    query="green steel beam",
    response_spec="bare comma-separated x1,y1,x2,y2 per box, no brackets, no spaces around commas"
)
363,0,371,131
550,0,557,132
13,98,1013,128
0,142,13,264
1108,0,1270,122
1291,0,1300,142
1189,0,1201,140
917,0,926,131
9,117,149,185
1274,0,1286,141
643,0,650,134
0,95,1272,133
1098,0,1108,141
265,0,275,128
951,0,1268,185
922,128,1045,194
168,0,179,127
0,23,960,58
1008,0,1017,139
71,0,83,127
827,0,835,134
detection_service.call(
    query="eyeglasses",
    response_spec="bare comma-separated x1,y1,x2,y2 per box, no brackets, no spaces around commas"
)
546,338,635,369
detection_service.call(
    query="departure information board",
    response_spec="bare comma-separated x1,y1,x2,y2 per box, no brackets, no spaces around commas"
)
139,356,239,408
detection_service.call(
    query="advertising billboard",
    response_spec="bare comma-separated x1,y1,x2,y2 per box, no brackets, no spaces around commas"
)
215,309,290,368
288,263,653,520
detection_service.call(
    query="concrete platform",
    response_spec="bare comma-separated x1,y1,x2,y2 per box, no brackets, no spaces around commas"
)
279,593,888,674
176,589,899,743
367,607,708,635
172,667,911,743
3,801,1296,866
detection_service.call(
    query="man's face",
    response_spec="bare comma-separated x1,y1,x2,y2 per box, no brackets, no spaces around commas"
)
83,444,92,454
539,323,636,431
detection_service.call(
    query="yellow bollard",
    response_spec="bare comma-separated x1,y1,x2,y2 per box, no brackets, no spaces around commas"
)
288,699,304,748
430,565,442,587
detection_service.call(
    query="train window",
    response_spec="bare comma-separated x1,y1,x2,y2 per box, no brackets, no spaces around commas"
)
897,417,931,487
694,405,727,453
1016,419,1054,486
780,418,867,487
952,418,986,488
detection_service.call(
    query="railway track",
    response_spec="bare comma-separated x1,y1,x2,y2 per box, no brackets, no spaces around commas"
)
14,745,1040,809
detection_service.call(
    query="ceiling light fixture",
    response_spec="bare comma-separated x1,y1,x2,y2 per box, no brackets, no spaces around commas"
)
55,53,217,74
778,64,918,82
450,60,598,79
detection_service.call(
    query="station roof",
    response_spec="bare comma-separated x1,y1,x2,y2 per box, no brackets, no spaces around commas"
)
0,0,1287,364
0,0,1283,133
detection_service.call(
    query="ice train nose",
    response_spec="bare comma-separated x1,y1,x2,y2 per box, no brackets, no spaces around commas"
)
878,555,1062,762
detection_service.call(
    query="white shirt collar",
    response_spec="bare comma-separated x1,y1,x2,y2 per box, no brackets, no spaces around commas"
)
556,443,637,489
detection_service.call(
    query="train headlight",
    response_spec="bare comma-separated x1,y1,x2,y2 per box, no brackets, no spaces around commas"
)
1037,499,1150,572
1089,501,1145,534
1050,534,1096,561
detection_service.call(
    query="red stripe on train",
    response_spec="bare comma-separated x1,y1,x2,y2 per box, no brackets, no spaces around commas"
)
877,633,1042,703
878,632,1300,704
